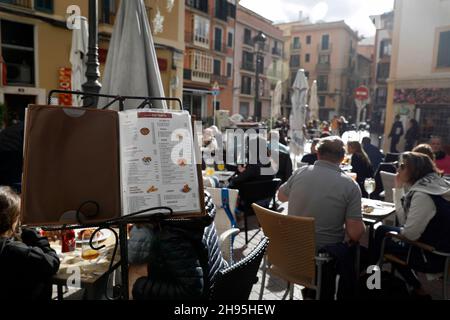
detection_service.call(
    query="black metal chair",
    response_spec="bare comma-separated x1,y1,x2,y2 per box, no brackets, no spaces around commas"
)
385,153,401,163
238,178,282,243
209,237,269,300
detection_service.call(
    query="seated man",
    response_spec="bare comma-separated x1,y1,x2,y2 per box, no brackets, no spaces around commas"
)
278,136,366,299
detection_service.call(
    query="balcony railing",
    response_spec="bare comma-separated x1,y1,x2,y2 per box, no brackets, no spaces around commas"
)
316,63,331,72
0,0,32,10
243,37,253,47
185,0,208,14
211,74,228,86
185,31,210,48
241,62,255,72
318,43,333,52
291,43,301,51
100,1,151,25
213,42,227,53
272,48,282,56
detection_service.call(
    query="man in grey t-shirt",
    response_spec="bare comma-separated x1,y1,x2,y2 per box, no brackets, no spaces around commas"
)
278,137,365,250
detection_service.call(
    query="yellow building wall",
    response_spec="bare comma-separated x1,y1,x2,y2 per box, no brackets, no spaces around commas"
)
37,22,73,91
1,0,184,107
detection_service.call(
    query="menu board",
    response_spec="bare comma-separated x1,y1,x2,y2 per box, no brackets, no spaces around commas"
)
119,109,202,216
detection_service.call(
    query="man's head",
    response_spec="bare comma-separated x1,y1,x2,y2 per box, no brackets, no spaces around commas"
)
395,115,400,121
430,136,443,153
362,137,371,146
316,136,346,164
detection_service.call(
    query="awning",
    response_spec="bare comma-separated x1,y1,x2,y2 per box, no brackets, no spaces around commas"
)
183,88,215,95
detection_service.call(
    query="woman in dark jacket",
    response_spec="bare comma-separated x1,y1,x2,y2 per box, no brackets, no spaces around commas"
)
131,193,228,300
347,141,374,197
405,119,420,151
0,186,60,300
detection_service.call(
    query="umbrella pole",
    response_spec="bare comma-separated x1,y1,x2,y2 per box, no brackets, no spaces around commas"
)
82,0,102,107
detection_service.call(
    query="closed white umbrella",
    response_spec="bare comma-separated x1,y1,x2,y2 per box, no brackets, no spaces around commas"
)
289,69,309,156
309,80,319,121
271,80,282,122
99,0,166,110
70,16,88,106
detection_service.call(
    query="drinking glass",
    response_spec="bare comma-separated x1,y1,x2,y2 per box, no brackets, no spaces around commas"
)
217,163,225,171
364,178,376,199
81,230,100,263
205,164,215,177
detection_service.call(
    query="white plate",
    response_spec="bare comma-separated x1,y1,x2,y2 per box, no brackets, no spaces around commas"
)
75,229,112,244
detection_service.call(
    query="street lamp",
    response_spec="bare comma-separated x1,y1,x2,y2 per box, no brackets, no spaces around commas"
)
253,31,266,122
82,0,102,107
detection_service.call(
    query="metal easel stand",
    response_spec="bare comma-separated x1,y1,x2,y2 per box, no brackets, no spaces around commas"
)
47,90,184,111
42,90,185,300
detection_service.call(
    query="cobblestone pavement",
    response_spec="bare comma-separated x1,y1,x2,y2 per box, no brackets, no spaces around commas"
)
235,215,449,300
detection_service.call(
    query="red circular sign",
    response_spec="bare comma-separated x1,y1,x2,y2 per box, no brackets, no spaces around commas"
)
355,86,369,101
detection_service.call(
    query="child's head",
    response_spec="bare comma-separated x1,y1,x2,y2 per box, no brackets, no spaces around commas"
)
0,187,21,237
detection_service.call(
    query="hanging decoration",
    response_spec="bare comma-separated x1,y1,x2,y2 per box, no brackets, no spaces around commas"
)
167,0,175,12
153,8,165,34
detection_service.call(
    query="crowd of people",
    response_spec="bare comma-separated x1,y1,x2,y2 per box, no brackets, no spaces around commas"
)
1,110,450,300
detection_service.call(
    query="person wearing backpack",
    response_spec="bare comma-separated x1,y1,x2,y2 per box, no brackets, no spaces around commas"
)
372,152,450,299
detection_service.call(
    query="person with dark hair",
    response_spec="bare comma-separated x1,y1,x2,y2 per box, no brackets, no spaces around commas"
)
430,136,450,175
278,137,365,299
388,115,404,153
405,119,420,151
362,137,384,172
228,137,274,189
373,152,450,299
0,187,60,300
301,138,320,165
412,144,435,162
347,141,374,197
131,193,228,300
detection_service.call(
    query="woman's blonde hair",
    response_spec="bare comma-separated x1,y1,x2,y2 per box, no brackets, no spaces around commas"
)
0,187,21,236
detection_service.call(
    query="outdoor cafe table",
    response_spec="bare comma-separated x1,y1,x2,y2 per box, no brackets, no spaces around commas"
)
50,233,121,300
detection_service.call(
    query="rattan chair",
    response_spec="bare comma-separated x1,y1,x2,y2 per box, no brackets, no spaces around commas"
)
252,204,331,300
209,237,269,300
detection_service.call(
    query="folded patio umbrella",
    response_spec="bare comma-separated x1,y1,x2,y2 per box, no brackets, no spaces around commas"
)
271,80,282,126
290,69,309,156
99,0,166,110
309,80,319,121
70,16,88,106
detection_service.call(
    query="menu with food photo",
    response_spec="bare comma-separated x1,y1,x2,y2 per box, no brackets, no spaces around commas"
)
119,109,203,216
21,105,205,226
